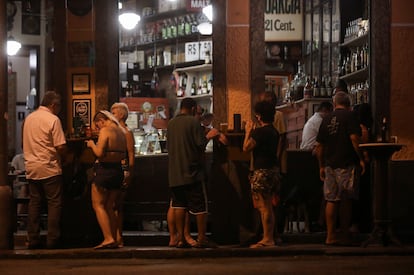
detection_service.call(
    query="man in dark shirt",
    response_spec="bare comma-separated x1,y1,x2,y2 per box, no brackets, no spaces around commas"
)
167,98,219,248
316,92,365,245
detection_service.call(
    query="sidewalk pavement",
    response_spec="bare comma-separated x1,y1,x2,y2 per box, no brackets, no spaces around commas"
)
2,232,414,260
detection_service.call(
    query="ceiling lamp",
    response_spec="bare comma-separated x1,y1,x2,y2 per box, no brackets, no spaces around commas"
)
119,12,140,30
197,22,212,35
203,5,213,21
7,36,22,56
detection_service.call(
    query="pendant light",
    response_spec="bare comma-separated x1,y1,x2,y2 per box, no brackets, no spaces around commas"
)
7,36,22,56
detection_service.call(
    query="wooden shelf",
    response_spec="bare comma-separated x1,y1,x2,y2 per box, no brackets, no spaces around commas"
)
339,66,369,84
340,33,368,48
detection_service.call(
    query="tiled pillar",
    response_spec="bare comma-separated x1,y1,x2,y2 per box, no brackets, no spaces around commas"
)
226,0,251,129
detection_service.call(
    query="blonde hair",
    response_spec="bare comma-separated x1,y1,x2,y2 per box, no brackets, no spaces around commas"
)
111,102,129,122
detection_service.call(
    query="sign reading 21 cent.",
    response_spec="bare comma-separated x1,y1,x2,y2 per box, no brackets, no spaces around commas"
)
265,0,303,41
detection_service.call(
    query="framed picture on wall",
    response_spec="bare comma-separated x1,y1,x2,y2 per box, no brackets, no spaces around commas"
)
72,99,91,126
72,73,90,95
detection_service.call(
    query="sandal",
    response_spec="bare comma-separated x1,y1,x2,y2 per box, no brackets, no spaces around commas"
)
176,241,192,248
94,242,117,250
249,242,275,248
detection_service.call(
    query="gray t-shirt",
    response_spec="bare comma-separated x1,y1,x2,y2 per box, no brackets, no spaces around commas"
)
167,113,207,187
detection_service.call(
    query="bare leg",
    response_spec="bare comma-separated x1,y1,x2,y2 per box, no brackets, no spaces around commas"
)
195,213,208,243
114,191,126,246
91,184,115,247
167,206,178,246
184,212,197,246
106,190,119,243
174,208,186,245
325,201,339,244
251,193,275,247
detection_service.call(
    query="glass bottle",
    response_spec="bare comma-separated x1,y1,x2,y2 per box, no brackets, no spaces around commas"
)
191,77,196,96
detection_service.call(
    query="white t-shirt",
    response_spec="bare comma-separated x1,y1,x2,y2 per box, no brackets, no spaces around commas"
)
23,106,66,180
300,112,323,150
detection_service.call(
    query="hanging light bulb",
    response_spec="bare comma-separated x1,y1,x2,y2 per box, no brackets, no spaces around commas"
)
7,36,22,56
119,12,140,30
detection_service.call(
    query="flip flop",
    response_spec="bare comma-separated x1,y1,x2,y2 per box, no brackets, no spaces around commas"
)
176,241,192,248
249,242,275,248
94,242,117,250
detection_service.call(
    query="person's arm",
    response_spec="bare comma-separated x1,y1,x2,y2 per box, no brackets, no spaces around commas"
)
126,129,135,169
350,133,366,175
315,143,325,182
243,120,256,152
87,128,108,158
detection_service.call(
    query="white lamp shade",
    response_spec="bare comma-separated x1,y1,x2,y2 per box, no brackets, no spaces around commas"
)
197,22,212,35
7,38,22,56
119,12,140,30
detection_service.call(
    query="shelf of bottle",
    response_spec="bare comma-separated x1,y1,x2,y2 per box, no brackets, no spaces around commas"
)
339,66,368,83
120,33,204,52
340,33,368,48
174,63,212,73
140,8,192,23
176,94,212,100
134,60,208,74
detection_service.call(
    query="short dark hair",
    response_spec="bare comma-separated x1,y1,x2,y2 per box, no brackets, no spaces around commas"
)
254,101,275,123
263,91,277,107
317,101,333,112
180,97,197,111
333,91,351,107
41,91,61,107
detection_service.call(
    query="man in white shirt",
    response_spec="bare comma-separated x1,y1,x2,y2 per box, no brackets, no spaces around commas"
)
23,91,68,249
300,101,333,152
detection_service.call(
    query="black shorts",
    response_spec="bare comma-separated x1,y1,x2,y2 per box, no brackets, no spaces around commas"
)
170,181,208,214
93,162,124,190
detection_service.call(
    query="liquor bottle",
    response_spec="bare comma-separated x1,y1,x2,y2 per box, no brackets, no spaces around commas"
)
345,55,352,74
303,77,313,99
202,76,208,94
161,20,168,40
197,77,202,95
170,17,177,38
356,47,362,71
191,77,196,96
292,61,306,100
320,76,327,97
326,77,333,97
177,16,185,36
165,19,172,38
207,75,213,94
184,15,192,35
313,77,320,97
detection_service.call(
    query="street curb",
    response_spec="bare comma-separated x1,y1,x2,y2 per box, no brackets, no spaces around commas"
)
2,244,414,260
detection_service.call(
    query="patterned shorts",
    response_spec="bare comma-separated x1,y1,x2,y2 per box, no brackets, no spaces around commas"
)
324,165,360,201
249,168,281,196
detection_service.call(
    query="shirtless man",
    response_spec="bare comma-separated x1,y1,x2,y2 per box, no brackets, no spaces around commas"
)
87,111,127,249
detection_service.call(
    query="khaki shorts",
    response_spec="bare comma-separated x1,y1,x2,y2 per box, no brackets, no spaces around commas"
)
324,165,360,201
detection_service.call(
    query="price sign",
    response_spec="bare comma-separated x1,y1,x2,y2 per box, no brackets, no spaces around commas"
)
199,40,212,60
185,40,213,62
185,42,200,62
